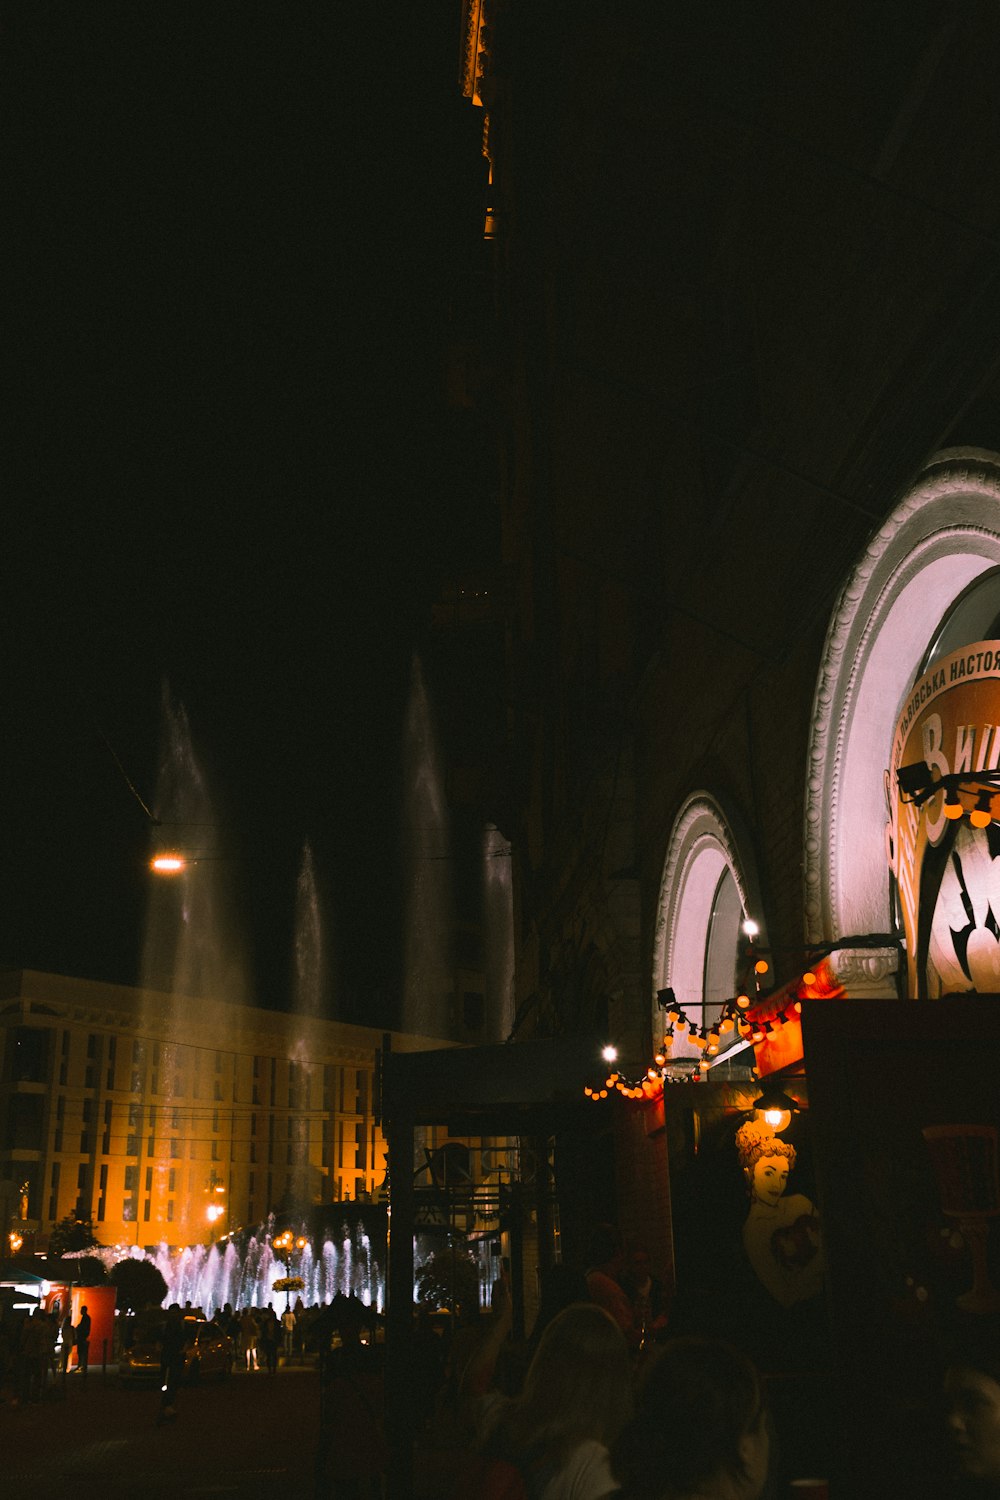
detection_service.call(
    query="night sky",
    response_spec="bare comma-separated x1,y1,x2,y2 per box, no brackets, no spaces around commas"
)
2,4,494,1023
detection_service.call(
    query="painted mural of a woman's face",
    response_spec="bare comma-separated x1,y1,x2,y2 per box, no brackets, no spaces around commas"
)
750,1154,790,1207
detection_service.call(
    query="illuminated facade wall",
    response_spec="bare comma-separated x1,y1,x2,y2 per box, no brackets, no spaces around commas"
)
458,6,1000,1089
0,969,448,1251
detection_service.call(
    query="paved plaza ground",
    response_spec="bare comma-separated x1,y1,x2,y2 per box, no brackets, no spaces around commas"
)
1,1362,325,1499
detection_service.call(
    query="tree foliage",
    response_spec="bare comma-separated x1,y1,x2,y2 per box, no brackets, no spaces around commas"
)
110,1258,168,1311
48,1215,99,1259
414,1248,480,1320
74,1255,109,1286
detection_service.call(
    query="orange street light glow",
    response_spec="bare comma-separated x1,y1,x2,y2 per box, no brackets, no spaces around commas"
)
151,854,186,873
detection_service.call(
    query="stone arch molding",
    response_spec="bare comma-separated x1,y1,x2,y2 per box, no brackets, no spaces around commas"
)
804,449,1000,995
652,793,764,1048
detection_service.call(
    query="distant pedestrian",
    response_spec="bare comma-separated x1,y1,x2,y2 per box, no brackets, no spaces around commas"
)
281,1307,296,1359
24,1311,52,1401
74,1305,91,1378
158,1305,187,1424
259,1308,279,1376
59,1311,75,1374
240,1308,259,1372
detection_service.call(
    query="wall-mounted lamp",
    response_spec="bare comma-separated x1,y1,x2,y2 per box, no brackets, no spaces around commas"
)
752,1083,799,1133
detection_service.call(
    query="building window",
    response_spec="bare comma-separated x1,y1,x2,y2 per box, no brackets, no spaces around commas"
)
48,1161,60,1220
652,794,759,1059
805,451,1000,996
12,1027,49,1084
888,568,1000,996
167,1200,174,1222
143,1198,151,1222
124,1166,138,1193
168,1169,176,1193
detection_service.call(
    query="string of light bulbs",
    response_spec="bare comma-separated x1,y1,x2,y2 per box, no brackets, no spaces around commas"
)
583,926,901,1101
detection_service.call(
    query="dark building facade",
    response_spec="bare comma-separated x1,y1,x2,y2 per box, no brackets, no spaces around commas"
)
445,4,1000,1490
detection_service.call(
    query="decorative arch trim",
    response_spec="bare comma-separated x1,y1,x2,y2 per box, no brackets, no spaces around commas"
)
804,450,1000,988
652,793,762,1019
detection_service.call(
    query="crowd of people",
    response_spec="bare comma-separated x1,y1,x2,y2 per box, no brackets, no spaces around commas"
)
0,1300,91,1404
5,1238,1000,1496
410,1225,1000,1500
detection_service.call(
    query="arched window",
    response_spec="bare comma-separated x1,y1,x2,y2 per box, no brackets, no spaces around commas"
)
652,795,762,1059
805,449,1000,996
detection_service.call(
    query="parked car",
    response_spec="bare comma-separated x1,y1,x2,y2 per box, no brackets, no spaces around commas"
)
119,1312,231,1385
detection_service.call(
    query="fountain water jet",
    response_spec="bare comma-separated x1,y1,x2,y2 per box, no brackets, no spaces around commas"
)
482,823,515,1041
148,1218,386,1316
137,687,251,1245
401,654,454,1040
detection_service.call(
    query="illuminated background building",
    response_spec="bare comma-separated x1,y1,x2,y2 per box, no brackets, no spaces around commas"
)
0,968,448,1253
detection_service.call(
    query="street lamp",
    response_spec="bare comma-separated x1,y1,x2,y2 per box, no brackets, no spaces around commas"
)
205,1172,226,1244
271,1230,308,1312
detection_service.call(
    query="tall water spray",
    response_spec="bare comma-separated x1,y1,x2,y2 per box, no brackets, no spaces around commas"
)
139,686,249,1244
289,842,328,1205
141,686,249,1010
482,823,515,1042
401,654,455,1039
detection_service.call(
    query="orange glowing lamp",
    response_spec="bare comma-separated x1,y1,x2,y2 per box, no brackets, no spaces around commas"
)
151,854,186,874
943,788,965,820
971,790,995,829
753,1084,797,1134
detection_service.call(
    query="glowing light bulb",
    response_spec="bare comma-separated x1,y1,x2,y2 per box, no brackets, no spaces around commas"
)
602,1045,618,1063
151,854,185,874
742,918,759,937
754,960,769,975
971,790,994,829
943,788,964,820
736,993,751,1009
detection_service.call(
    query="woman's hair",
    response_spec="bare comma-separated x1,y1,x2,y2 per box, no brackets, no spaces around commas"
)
527,1264,590,1353
939,1316,1000,1384
490,1302,634,1464
735,1119,796,1174
612,1336,764,1498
